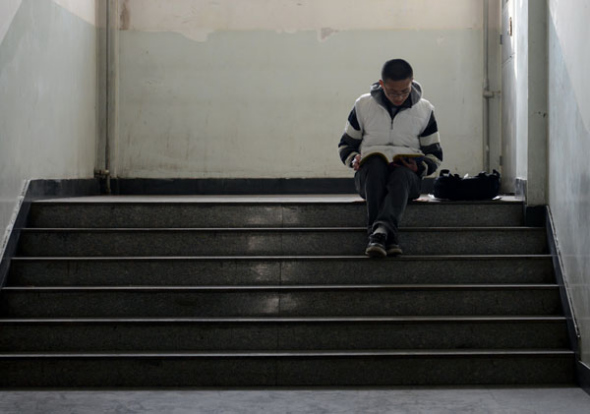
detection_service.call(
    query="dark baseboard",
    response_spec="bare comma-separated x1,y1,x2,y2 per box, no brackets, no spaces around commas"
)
0,195,29,289
111,178,357,195
525,205,546,227
26,178,101,199
578,361,590,396
0,179,101,288
110,177,435,195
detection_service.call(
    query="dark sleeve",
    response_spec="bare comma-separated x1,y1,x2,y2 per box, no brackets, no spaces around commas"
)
338,106,363,167
418,111,443,176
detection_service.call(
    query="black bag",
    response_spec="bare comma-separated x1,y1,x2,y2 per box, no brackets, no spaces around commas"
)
433,169,501,200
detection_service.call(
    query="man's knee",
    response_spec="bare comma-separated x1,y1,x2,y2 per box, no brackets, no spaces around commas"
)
387,167,421,196
360,155,389,179
357,156,389,199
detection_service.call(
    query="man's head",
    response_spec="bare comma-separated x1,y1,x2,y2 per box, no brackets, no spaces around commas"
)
379,59,414,106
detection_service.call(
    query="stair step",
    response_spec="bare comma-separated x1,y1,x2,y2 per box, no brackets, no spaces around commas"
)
1,196,573,387
8,255,556,286
0,350,575,387
28,200,524,228
17,227,548,256
0,285,562,317
0,317,569,352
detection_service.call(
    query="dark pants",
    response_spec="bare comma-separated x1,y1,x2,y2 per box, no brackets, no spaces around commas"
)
354,156,421,242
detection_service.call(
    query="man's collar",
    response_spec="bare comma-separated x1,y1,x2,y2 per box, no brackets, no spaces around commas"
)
380,89,412,109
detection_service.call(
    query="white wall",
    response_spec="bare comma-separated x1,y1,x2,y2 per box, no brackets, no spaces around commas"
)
0,0,99,256
505,0,590,368
116,0,498,179
547,0,590,366
501,0,528,194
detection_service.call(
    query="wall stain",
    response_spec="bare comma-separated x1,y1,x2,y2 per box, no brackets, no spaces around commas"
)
319,27,338,41
120,0,130,31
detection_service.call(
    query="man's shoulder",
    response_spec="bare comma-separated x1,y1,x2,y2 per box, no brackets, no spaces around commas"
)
355,93,381,110
355,92,373,103
413,97,435,112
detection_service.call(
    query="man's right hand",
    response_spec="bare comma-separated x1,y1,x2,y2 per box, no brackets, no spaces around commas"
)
397,157,419,173
352,154,361,171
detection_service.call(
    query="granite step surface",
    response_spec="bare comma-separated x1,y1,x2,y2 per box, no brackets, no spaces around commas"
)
16,227,548,257
0,196,573,387
0,316,569,352
27,199,524,228
0,285,562,318
0,349,575,387
7,255,556,286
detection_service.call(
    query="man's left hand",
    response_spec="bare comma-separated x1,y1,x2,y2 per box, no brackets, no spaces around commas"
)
398,157,418,173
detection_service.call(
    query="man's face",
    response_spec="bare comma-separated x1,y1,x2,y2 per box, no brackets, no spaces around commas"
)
379,77,413,106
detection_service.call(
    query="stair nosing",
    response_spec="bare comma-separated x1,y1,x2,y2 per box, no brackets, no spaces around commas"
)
32,198,523,205
0,284,560,292
0,316,568,324
19,226,544,232
0,349,574,359
10,254,554,261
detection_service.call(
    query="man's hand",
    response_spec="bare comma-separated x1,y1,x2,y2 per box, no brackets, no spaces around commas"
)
352,154,361,171
398,157,418,173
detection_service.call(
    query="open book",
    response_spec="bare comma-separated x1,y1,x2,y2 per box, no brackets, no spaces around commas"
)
392,154,425,163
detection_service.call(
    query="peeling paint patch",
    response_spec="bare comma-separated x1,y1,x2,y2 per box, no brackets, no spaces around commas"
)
120,0,214,42
319,27,338,41
121,0,131,31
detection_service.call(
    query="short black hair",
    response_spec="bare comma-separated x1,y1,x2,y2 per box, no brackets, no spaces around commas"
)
381,59,413,81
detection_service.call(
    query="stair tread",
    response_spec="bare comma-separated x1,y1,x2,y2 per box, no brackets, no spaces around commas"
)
5,196,574,387
17,228,548,256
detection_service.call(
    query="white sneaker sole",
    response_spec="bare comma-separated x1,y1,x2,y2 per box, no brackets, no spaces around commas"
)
365,245,387,258
386,246,403,256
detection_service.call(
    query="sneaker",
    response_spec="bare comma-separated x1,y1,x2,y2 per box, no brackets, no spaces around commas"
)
365,232,387,258
386,243,403,256
386,234,403,256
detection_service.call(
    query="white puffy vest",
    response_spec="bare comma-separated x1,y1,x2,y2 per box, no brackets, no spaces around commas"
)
355,93,434,163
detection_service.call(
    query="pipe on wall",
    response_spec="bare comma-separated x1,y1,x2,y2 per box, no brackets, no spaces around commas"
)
483,0,491,172
102,0,120,193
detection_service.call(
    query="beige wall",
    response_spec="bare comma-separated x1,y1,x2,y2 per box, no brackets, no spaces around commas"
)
115,0,501,178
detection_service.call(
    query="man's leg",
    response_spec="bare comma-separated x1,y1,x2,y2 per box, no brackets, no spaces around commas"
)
355,156,393,257
354,156,389,233
372,166,421,250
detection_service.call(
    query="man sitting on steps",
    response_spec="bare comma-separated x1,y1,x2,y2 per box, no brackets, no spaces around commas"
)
338,59,443,257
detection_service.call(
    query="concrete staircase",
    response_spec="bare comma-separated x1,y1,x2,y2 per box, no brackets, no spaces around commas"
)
0,195,575,387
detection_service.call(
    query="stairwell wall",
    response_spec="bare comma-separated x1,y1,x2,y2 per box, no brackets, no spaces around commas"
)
546,0,590,369
114,0,501,179
0,0,101,263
